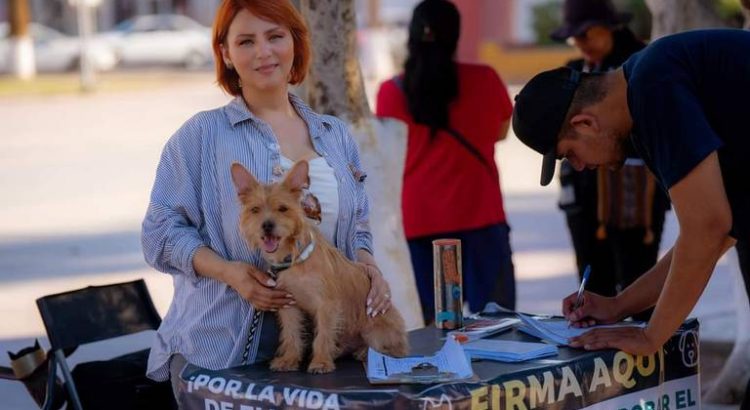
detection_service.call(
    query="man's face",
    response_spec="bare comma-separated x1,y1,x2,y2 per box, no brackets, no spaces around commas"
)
555,129,626,172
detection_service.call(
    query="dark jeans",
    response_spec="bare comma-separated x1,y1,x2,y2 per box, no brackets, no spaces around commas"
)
408,223,515,325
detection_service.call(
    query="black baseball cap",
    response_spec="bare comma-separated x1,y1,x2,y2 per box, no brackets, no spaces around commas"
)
512,67,583,186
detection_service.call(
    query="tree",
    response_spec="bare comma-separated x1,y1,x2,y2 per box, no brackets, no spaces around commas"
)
299,0,424,329
8,0,36,79
645,0,750,405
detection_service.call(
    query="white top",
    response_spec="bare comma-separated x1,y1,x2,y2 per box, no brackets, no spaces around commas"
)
280,156,339,244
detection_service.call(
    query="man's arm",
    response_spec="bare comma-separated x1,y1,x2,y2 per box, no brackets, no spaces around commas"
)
570,152,735,354
642,152,735,348
613,247,674,318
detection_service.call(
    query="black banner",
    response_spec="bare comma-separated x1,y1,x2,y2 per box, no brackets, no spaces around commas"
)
176,317,699,410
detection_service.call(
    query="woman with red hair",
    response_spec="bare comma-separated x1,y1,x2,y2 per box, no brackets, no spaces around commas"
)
141,0,391,398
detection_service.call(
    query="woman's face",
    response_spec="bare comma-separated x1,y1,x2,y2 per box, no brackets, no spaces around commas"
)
222,9,295,93
571,25,614,65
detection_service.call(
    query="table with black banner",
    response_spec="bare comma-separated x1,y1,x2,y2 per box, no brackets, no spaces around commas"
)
174,314,700,410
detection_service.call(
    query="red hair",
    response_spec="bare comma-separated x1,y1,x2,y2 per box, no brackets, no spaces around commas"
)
212,0,311,96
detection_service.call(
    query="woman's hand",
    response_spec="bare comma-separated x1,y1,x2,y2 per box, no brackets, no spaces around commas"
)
562,290,621,327
364,264,392,318
221,261,295,311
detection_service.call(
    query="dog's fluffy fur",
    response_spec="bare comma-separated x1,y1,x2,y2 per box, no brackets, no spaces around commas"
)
231,160,409,374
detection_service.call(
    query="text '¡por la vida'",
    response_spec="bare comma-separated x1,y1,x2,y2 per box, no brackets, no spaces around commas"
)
189,376,340,410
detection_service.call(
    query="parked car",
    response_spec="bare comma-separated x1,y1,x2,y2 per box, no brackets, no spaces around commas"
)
0,22,118,73
97,14,213,69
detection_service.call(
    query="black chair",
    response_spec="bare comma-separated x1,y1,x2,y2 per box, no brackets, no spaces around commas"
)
35,279,175,410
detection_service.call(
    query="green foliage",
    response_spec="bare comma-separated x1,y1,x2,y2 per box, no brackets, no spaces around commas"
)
612,0,652,40
715,0,746,27
532,0,563,46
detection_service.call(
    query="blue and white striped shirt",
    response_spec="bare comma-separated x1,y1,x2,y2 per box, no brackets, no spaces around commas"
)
141,93,372,381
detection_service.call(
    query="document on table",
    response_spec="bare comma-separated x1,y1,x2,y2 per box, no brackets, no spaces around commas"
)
366,336,474,384
463,339,558,362
517,313,645,346
447,317,519,342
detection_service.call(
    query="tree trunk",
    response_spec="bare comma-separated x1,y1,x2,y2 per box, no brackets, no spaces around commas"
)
645,0,726,39
300,0,424,329
9,0,36,79
645,0,750,404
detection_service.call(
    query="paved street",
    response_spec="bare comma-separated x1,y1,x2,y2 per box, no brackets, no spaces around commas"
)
0,74,741,409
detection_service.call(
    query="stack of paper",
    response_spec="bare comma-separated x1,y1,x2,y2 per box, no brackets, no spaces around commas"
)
517,313,645,346
463,339,558,362
447,317,519,342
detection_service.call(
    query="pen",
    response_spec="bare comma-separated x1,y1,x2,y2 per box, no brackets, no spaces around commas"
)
570,265,591,326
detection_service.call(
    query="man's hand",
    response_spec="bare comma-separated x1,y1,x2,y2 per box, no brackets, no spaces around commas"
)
221,261,295,311
569,326,659,356
364,264,392,317
562,290,622,327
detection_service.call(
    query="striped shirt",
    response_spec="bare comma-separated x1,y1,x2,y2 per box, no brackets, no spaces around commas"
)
141,93,372,381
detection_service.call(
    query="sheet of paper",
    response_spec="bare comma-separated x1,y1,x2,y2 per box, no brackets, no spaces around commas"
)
366,336,473,384
463,339,558,362
517,313,645,346
447,317,519,341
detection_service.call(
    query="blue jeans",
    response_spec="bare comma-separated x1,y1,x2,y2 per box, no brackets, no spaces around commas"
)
408,223,515,324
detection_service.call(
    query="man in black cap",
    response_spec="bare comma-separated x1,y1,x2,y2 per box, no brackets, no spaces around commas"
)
513,29,750,404
550,0,669,319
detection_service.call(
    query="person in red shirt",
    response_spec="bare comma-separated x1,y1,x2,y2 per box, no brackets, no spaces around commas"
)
376,0,515,324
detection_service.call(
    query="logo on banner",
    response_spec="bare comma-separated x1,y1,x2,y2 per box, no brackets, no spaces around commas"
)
679,330,698,368
419,393,453,409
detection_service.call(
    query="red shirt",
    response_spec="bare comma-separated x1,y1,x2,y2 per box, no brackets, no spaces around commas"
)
376,63,513,239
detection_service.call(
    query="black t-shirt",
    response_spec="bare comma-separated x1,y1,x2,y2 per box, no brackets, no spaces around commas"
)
623,29,750,239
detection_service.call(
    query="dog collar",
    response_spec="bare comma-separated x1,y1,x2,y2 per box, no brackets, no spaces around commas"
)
268,232,315,277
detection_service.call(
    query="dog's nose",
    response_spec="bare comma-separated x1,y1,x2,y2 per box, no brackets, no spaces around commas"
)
262,220,275,234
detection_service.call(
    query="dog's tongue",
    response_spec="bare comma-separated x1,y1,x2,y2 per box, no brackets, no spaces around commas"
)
262,236,280,253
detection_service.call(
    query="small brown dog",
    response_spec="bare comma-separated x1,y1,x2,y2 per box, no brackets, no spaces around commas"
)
231,160,409,374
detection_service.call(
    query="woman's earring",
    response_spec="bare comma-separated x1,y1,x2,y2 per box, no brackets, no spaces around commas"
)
226,61,234,70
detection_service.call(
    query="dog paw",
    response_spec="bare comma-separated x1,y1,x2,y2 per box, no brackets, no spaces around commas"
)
307,360,335,374
270,356,300,372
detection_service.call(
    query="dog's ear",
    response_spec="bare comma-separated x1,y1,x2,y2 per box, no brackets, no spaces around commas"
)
230,162,260,195
282,160,309,193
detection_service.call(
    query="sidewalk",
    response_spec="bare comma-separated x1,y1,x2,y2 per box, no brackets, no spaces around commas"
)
0,75,740,409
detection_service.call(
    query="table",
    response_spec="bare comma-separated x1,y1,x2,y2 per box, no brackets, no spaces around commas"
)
175,315,700,410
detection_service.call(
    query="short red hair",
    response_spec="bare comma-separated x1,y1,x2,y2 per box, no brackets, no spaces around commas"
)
212,0,312,96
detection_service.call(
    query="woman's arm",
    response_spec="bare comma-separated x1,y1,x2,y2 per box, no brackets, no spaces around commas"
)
142,116,293,310
357,249,392,317
141,118,208,282
193,247,294,311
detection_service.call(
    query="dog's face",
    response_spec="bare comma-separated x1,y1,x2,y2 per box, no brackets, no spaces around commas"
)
231,161,309,263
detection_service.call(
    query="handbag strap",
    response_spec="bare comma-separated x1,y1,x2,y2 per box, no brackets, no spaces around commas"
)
440,127,496,175
241,309,263,365
392,76,496,176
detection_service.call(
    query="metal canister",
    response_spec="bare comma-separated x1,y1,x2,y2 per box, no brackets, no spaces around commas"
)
433,239,463,330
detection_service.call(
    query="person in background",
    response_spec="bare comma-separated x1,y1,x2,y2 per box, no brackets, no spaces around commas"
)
550,0,669,321
141,0,391,399
512,29,750,407
376,0,515,324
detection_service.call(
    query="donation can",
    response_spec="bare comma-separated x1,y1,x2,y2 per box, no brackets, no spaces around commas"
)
433,239,463,330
